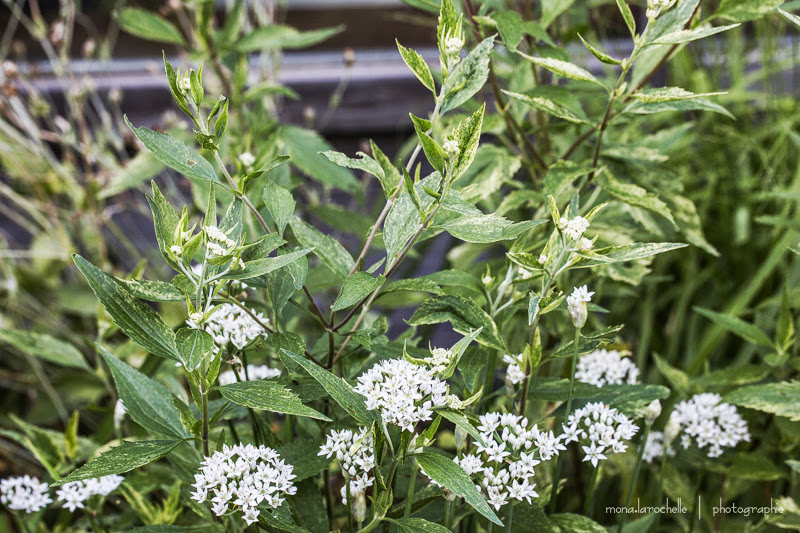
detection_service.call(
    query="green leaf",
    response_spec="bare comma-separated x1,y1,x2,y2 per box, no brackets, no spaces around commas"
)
289,217,354,278
449,104,486,183
517,52,605,88
277,126,360,193
630,86,727,103
384,174,440,261
492,10,523,50
279,438,329,482
577,34,622,65
503,90,590,125
651,23,740,45
370,140,403,198
56,440,183,485
387,518,451,533
381,278,445,296
218,380,331,421
321,150,385,181
653,353,689,395
573,243,687,268
146,181,180,267
623,98,734,119
549,513,606,533
441,37,494,113
442,215,545,243
119,278,185,302
100,151,164,199
616,0,636,37
116,8,186,46
408,295,506,351
411,114,445,175
694,307,774,348
725,381,800,421
434,408,485,446
397,41,435,93
596,171,675,225
100,347,190,439
280,349,379,426
0,329,87,369
233,24,344,52
540,0,576,28
528,293,540,325
263,181,296,237
73,255,181,363
779,8,800,29
225,248,313,280
715,0,783,22
175,328,214,372
415,453,502,526
690,365,768,387
333,272,384,311
125,117,221,186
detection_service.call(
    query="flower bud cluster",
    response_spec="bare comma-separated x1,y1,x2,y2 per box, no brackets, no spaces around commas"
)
562,402,639,467
318,427,375,504
668,393,750,458
575,349,639,388
567,285,594,328
191,444,297,526
502,353,525,386
55,475,124,512
187,303,269,353
646,0,675,19
218,364,281,386
0,476,52,513
355,358,451,433
422,347,454,375
453,412,565,510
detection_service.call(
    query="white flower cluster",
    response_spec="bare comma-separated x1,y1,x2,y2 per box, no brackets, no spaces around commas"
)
354,358,450,432
454,412,565,510
188,303,269,353
563,402,639,467
204,225,236,258
502,353,525,386
422,347,453,375
56,475,124,512
575,349,639,388
669,393,750,458
318,427,375,503
643,430,675,463
445,36,463,55
566,285,593,328
0,476,52,513
239,152,256,168
218,364,281,386
647,0,674,19
558,216,590,242
191,444,297,526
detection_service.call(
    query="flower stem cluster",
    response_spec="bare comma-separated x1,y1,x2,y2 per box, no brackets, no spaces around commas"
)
191,444,297,526
454,412,565,510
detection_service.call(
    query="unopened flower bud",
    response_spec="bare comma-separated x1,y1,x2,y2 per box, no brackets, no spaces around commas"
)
443,139,460,158
443,488,457,502
644,400,661,424
445,36,463,56
352,490,367,523
567,285,593,329
482,275,492,286
538,254,548,265
664,417,681,446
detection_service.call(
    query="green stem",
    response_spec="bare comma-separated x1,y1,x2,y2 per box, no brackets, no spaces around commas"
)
444,500,454,530
201,386,210,457
504,504,513,533
617,424,651,533
548,326,582,513
346,479,353,533
404,463,418,518
583,465,600,516
688,466,705,533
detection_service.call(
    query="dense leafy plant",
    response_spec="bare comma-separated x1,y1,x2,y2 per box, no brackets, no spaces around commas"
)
2,0,800,532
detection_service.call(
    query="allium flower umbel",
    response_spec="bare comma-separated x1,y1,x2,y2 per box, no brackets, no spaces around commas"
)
188,303,269,353
56,475,124,512
318,427,376,503
669,393,750,458
562,402,639,467
643,430,676,463
354,359,450,432
191,444,296,526
575,349,639,388
453,412,565,511
218,364,281,386
0,476,52,513
567,285,593,328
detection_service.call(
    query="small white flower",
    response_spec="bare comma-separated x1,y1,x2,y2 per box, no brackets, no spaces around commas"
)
582,442,607,467
502,354,525,386
567,285,593,328
0,476,52,513
482,275,493,285
188,303,269,353
668,393,750,458
178,72,192,94
561,216,590,241
423,347,454,375
239,152,256,168
578,237,593,251
517,267,533,280
538,254,548,265
645,400,662,424
170,245,183,256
